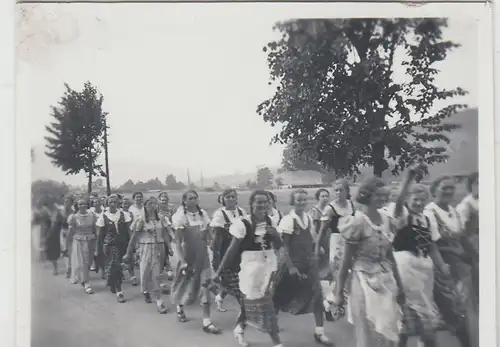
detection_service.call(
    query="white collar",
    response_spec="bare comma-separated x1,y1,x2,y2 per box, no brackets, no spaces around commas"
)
426,202,462,233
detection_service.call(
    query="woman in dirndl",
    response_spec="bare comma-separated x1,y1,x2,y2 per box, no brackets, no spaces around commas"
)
158,191,175,283
318,179,356,321
210,188,246,312
425,176,478,347
170,189,221,334
332,177,405,347
66,197,97,294
212,190,284,347
384,165,450,347
90,195,106,278
96,194,131,303
266,191,284,225
456,172,479,305
274,189,333,346
124,197,169,314
59,194,75,278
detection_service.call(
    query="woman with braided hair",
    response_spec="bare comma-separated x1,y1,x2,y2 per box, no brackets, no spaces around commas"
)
96,194,131,303
170,189,221,334
123,196,169,314
383,164,449,347
210,188,247,312
158,191,175,282
212,190,284,347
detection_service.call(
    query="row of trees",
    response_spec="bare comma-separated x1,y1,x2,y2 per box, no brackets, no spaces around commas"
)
45,82,110,195
116,174,188,193
258,19,467,180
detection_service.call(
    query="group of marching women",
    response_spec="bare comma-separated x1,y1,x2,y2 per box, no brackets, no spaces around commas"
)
31,164,479,347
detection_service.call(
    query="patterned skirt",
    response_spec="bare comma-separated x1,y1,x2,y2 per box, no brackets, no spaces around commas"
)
104,243,124,287
219,268,242,301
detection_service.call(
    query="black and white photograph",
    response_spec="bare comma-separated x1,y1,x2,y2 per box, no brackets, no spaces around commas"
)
14,3,494,347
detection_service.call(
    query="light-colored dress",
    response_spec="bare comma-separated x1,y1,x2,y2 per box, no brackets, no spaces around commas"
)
424,202,478,347
341,210,402,347
135,216,168,294
170,208,212,305
383,203,442,336
68,212,97,283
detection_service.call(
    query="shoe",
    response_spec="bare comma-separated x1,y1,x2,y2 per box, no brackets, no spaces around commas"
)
177,311,187,323
166,271,174,281
313,333,333,346
85,287,94,295
131,277,138,286
233,330,249,346
202,323,222,335
143,292,152,304
157,303,168,314
117,294,126,303
216,297,227,312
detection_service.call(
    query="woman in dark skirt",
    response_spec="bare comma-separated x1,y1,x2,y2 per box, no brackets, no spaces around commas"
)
213,190,284,347
275,189,333,346
210,188,246,312
96,194,131,303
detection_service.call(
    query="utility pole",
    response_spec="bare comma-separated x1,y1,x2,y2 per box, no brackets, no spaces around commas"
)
103,117,111,195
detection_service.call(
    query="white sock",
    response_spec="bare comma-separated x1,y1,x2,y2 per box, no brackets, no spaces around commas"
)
116,291,123,296
234,325,244,334
203,318,212,327
156,299,164,306
315,327,325,335
176,305,183,313
323,300,331,311
273,344,284,347
215,294,223,302
325,292,335,302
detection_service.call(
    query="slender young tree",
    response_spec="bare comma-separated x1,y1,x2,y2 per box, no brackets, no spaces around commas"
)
258,19,468,178
45,82,107,194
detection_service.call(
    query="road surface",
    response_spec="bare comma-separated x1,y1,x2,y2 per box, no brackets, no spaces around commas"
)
32,260,460,347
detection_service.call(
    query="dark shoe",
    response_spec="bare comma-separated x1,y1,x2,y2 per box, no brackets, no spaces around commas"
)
157,303,168,314
131,277,138,286
177,311,187,323
202,323,222,335
110,285,117,294
117,294,126,303
143,292,152,304
314,333,333,346
325,310,334,322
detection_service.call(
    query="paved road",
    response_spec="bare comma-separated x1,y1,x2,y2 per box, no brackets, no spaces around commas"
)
32,259,460,347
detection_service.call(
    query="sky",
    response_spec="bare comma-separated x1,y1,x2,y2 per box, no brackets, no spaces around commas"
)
18,4,478,186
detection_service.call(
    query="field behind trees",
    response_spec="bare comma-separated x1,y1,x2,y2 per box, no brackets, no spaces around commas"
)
126,183,469,217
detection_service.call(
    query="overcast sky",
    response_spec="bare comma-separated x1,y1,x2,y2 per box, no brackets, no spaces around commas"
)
19,4,478,185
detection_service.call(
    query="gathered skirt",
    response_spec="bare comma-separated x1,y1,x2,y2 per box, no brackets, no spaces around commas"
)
138,242,165,293
394,251,442,336
347,270,402,347
71,236,95,283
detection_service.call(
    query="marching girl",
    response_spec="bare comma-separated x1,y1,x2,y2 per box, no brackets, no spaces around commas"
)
128,192,145,285
332,177,405,347
318,179,356,321
210,188,247,312
59,194,75,278
384,164,450,347
170,190,221,333
90,195,105,277
456,172,479,304
96,194,131,303
425,176,478,347
32,197,64,275
266,192,283,225
274,189,333,346
120,197,137,285
123,196,169,314
66,197,98,294
158,191,175,282
212,190,284,347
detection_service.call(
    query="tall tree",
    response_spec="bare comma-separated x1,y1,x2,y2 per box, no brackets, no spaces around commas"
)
45,82,107,194
257,19,468,178
256,167,274,188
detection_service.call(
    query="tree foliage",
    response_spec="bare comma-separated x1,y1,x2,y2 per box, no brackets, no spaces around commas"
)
256,167,274,188
45,82,107,194
257,19,468,178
